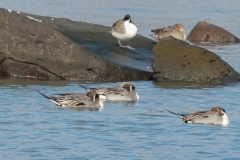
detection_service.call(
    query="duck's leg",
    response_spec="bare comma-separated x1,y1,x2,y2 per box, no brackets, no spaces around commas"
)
118,40,135,50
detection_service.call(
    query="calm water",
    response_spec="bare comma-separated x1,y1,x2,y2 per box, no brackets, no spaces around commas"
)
0,0,240,159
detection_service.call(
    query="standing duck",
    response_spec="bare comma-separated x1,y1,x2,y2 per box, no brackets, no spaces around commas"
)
110,14,138,50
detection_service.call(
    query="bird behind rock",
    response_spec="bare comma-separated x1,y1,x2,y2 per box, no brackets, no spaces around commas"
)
150,24,187,42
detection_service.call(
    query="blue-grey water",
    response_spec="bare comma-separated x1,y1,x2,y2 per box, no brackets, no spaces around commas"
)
1,0,240,159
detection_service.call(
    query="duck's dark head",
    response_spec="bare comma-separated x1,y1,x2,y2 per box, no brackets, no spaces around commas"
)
86,90,98,101
211,106,225,116
123,83,135,92
123,14,131,21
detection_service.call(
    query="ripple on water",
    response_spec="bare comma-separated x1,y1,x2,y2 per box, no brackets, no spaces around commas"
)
0,0,240,159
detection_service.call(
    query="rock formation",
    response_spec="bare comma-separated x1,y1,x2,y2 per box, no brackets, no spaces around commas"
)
152,38,239,84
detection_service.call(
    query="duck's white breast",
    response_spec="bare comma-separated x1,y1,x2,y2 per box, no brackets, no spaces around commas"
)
99,95,107,100
99,101,104,109
135,92,139,101
221,113,229,125
111,21,137,41
123,21,138,40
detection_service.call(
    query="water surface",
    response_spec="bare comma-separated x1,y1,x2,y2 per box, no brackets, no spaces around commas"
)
0,0,240,159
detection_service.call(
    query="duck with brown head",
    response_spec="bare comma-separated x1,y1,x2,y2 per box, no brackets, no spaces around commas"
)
37,90,103,110
80,82,139,102
166,106,229,125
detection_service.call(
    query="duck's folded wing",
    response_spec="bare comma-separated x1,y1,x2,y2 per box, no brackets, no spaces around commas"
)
111,88,130,96
56,94,91,107
95,88,111,95
182,110,210,122
183,110,222,124
190,111,222,125
97,87,124,95
111,20,125,33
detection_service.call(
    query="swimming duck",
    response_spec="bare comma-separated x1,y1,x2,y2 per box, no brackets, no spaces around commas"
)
80,82,139,102
166,106,229,125
149,24,187,42
110,14,138,50
37,90,103,110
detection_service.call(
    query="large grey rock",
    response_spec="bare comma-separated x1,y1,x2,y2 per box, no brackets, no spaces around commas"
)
187,21,240,43
0,8,154,81
0,52,7,77
152,38,240,84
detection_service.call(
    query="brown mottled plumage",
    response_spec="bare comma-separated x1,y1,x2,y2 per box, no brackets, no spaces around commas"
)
150,24,187,41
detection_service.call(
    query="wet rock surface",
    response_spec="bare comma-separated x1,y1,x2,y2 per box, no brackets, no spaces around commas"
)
0,8,154,81
187,21,240,43
152,38,240,84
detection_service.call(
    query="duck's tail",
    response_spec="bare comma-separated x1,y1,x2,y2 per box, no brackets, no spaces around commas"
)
165,109,184,119
79,84,93,92
37,90,51,100
37,90,61,106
